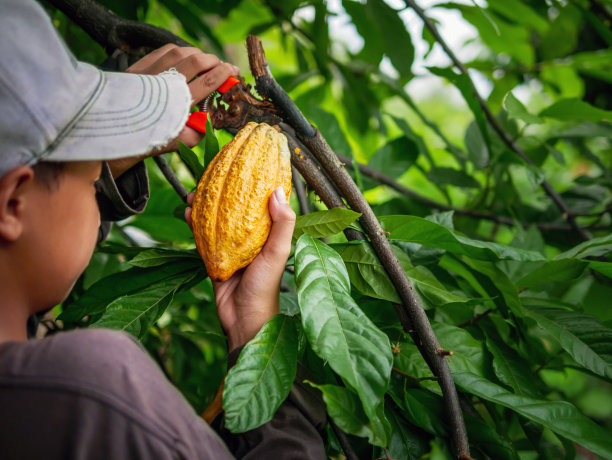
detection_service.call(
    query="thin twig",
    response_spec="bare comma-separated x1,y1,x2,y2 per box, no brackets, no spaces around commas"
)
457,309,493,329
291,165,311,215
153,156,189,203
404,0,590,242
247,35,472,460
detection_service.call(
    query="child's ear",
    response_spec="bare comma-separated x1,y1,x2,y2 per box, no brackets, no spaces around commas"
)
0,166,35,242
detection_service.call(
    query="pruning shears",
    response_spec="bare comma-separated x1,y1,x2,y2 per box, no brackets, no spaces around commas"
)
186,76,240,134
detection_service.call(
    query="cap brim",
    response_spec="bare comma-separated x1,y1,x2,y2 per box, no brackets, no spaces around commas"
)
43,63,191,162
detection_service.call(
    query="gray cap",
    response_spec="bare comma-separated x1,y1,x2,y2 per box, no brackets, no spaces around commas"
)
0,0,192,178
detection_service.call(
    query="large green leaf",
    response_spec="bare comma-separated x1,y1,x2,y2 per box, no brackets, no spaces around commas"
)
60,260,202,321
540,98,612,122
294,234,392,445
331,241,469,306
516,259,589,289
307,382,388,446
466,258,523,318
368,137,419,180
381,215,544,262
223,314,298,432
385,402,430,460
292,208,361,242
177,142,204,181
525,306,612,381
428,66,491,154
92,269,202,338
427,166,481,189
128,248,202,268
343,0,414,77
480,320,541,398
453,371,612,458
554,233,612,259
504,92,543,125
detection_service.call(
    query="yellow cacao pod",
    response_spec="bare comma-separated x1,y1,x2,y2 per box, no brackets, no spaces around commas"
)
191,122,292,282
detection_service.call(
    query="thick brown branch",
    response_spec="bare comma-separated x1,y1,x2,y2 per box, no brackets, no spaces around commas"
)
47,0,189,55
404,0,590,242
247,35,472,460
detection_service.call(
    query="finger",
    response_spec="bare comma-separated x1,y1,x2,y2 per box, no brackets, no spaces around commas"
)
126,44,179,73
132,46,202,75
188,62,239,106
172,53,222,83
260,187,295,264
184,206,193,231
187,192,195,205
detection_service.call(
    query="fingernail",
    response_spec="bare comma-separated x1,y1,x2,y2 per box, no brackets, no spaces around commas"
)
274,186,287,204
232,65,240,74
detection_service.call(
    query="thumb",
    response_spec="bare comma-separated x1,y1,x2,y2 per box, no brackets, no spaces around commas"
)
261,187,296,263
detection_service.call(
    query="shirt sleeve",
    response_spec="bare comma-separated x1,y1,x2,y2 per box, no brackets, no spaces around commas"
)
219,347,329,459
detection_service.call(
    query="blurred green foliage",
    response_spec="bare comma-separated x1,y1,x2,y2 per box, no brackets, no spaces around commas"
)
47,0,612,458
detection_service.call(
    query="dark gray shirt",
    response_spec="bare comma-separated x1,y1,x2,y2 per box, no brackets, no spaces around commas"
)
0,329,328,459
0,329,234,459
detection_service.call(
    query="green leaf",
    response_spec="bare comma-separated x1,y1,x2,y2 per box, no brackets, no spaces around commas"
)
223,314,298,432
304,104,352,158
177,142,205,180
306,382,387,446
588,261,612,278
525,306,612,381
380,215,545,262
427,166,481,189
294,234,392,445
92,269,201,338
428,66,491,154
433,322,486,375
503,92,543,125
343,0,414,77
60,260,202,321
292,208,362,242
385,402,430,460
554,233,612,259
466,258,523,318
368,137,419,180
453,371,612,459
204,118,220,168
540,98,612,122
516,259,589,289
480,320,541,398
332,241,469,306
128,248,202,268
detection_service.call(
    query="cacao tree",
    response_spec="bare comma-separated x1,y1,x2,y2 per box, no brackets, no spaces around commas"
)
42,0,612,458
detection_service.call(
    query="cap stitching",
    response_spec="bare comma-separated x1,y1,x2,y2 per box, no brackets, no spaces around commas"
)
85,74,148,115
39,70,106,159
74,75,156,125
66,76,170,138
68,76,163,133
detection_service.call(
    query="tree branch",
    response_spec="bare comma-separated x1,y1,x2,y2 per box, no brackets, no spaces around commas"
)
404,0,591,242
153,156,189,203
291,165,311,215
247,35,472,460
46,0,189,55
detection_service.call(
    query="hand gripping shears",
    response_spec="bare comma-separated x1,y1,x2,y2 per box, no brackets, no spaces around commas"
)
185,76,240,134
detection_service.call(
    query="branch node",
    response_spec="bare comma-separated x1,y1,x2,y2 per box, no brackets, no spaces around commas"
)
437,348,453,357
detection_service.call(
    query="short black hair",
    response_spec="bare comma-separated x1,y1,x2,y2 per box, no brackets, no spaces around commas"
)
32,161,66,188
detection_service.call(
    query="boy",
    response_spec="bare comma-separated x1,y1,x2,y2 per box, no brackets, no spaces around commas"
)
0,0,326,458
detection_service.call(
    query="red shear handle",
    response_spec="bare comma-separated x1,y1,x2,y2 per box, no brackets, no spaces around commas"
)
186,77,240,134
